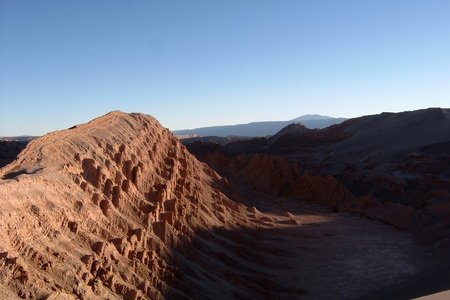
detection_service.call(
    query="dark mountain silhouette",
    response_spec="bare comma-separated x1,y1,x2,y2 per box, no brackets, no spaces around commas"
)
172,115,347,137
291,114,337,121
330,108,450,155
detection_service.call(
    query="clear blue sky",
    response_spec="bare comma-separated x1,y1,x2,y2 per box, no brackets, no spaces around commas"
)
1,1,449,136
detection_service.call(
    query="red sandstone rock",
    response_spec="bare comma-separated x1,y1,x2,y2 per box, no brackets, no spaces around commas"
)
0,111,252,299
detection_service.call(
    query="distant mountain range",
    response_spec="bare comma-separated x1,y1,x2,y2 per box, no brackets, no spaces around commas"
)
0,136,38,142
183,107,450,159
172,115,348,137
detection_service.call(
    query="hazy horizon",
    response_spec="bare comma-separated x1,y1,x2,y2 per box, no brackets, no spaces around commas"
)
1,111,348,137
1,1,450,136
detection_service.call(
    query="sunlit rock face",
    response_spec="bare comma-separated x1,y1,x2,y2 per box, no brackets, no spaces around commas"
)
0,111,258,299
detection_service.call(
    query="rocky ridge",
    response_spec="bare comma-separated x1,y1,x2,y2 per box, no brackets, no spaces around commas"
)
0,111,259,299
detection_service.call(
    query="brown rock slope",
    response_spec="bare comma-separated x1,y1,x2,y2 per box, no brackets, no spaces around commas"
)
0,111,257,299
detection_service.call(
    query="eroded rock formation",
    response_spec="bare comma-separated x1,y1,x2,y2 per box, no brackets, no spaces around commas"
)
0,112,256,299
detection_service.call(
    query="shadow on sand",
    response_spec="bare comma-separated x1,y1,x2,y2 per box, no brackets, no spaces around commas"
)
162,198,446,300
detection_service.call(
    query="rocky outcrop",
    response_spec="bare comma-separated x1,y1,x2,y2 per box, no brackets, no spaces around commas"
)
205,153,375,207
200,152,439,234
268,122,352,149
336,152,450,235
0,111,254,299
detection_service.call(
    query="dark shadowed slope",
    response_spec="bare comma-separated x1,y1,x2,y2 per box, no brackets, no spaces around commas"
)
0,140,29,168
331,108,450,155
182,108,450,299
